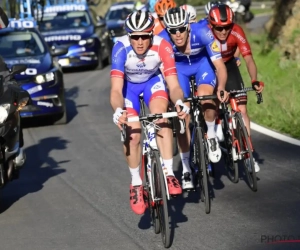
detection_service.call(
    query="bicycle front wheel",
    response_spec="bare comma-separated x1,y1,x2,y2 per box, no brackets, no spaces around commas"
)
235,113,257,192
222,113,239,183
195,127,210,214
153,151,171,248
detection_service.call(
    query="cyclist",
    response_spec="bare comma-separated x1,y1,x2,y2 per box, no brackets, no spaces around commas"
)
159,7,229,190
208,4,264,172
153,0,176,35
180,4,197,23
204,1,242,66
110,10,189,214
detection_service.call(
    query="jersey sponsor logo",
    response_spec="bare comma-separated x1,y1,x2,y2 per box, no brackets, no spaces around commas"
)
151,82,164,93
211,41,220,52
231,30,246,43
165,46,173,54
44,35,81,42
202,72,208,80
136,59,146,68
124,98,133,108
206,30,214,40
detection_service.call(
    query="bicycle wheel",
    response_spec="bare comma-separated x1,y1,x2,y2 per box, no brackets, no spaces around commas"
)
153,151,171,248
222,112,239,183
195,127,210,214
235,113,257,192
141,152,160,234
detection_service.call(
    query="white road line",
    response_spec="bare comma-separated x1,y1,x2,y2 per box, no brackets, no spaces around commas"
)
250,122,300,147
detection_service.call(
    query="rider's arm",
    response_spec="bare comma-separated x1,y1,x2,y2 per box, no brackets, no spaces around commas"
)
234,47,240,58
159,39,184,103
212,57,227,91
235,25,257,81
110,41,126,111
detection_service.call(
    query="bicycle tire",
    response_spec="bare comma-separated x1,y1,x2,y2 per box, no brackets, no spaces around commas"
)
142,153,160,234
222,112,239,183
153,151,171,248
195,127,210,214
235,113,257,192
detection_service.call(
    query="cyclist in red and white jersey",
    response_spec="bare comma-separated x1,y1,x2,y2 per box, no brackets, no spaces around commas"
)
110,10,189,215
208,4,264,172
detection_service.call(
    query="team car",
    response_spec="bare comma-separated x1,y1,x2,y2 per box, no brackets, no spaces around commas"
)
0,19,68,124
37,0,113,69
105,1,135,43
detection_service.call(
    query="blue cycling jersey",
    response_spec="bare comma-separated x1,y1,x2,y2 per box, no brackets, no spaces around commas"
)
158,21,222,65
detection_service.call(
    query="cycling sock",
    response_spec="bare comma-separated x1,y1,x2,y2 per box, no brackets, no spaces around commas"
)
162,158,174,176
180,152,191,174
129,166,142,186
206,120,216,138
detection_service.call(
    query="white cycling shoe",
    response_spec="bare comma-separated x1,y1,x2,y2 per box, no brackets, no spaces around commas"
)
182,172,194,190
246,158,260,173
207,137,222,163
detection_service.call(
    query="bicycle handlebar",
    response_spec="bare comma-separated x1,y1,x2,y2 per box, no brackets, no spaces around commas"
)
184,94,217,102
222,87,263,104
127,112,178,122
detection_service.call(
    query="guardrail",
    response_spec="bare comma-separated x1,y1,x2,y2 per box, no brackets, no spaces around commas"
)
195,1,274,12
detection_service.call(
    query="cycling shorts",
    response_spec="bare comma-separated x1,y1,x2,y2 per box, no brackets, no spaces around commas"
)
123,74,168,116
225,57,247,105
176,56,216,98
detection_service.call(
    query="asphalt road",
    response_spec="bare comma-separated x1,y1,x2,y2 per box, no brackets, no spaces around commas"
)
1,15,300,250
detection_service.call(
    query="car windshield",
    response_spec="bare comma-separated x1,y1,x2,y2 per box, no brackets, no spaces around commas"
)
39,11,91,31
0,31,45,58
105,7,133,21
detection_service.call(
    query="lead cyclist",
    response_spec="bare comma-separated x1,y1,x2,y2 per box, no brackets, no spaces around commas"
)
158,7,229,190
110,10,189,215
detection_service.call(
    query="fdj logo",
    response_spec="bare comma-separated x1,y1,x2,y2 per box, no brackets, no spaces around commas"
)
9,20,35,29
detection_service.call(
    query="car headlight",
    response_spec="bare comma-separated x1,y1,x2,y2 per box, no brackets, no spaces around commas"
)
78,38,94,46
35,72,55,84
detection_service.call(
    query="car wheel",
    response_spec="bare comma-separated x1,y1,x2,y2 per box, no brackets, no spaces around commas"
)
53,90,67,125
96,51,103,70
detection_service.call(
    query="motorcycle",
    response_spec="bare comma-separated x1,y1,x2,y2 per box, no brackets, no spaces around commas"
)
223,0,254,24
0,64,31,187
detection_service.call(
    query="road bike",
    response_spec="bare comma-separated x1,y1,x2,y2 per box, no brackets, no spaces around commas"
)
218,88,263,191
184,94,217,214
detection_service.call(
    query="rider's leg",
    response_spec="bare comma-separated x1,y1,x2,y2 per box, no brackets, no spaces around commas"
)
196,60,221,163
144,77,182,195
123,82,145,214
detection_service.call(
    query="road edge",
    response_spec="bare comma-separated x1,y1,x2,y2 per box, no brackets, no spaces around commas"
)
250,122,300,147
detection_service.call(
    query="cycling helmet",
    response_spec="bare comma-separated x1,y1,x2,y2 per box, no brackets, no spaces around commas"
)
208,4,234,26
205,1,220,15
181,4,197,22
155,0,177,17
124,10,155,33
163,7,189,28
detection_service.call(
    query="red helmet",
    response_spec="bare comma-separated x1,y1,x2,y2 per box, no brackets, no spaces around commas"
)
208,4,234,26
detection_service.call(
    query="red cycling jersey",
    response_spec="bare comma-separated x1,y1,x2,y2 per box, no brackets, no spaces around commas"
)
213,24,252,62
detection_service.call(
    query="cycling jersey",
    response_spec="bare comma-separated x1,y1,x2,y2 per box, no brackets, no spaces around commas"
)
213,24,252,62
152,12,164,35
111,35,177,115
158,21,222,97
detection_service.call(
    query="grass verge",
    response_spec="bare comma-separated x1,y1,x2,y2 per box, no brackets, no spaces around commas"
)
239,32,300,139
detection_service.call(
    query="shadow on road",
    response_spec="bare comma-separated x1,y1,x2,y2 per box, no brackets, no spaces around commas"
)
0,137,70,213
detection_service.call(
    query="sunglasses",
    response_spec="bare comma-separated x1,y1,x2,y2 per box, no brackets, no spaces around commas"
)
158,16,164,21
167,25,188,35
213,24,233,32
128,33,152,40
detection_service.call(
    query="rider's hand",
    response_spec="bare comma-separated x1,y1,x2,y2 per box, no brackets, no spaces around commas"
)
113,108,127,130
175,99,189,119
217,89,229,103
235,57,241,67
252,80,264,93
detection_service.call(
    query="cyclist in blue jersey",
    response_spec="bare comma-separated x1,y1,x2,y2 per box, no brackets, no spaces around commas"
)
110,11,189,214
158,7,229,190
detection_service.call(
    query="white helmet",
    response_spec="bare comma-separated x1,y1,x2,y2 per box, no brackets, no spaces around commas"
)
163,7,189,29
124,10,155,33
205,1,220,15
181,4,197,22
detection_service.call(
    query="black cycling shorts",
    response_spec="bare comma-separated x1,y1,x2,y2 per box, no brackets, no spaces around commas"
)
225,57,247,105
